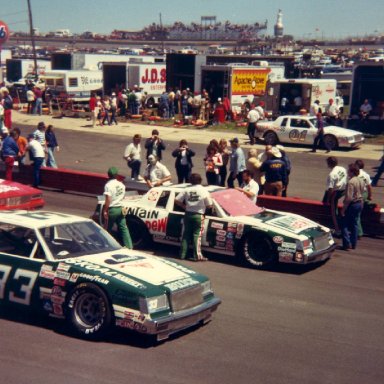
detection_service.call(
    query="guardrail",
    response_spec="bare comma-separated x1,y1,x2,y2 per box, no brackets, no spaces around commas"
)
4,165,383,237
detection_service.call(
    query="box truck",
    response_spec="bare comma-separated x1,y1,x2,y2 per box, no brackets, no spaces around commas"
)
102,62,166,107
41,69,103,101
6,59,51,83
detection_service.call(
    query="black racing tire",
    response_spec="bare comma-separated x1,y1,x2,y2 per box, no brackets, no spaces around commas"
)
240,232,278,269
263,131,279,146
67,283,112,339
126,216,152,249
323,134,338,150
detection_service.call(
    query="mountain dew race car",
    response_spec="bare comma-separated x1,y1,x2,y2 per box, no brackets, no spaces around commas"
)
93,185,336,269
0,210,220,341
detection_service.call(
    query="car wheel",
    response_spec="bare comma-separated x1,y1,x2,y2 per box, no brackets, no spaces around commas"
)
323,135,338,150
126,216,151,249
240,232,277,269
67,283,112,339
263,131,278,145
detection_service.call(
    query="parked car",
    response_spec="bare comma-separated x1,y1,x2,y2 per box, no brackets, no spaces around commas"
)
93,186,336,269
0,179,44,210
0,210,220,341
255,115,364,150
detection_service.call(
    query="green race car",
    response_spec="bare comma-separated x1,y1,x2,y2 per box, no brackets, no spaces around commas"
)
0,210,221,341
94,185,336,269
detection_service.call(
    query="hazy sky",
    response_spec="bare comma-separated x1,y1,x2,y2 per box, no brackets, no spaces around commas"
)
3,0,384,39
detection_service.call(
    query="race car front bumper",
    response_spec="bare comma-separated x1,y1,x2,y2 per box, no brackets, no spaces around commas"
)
147,297,222,341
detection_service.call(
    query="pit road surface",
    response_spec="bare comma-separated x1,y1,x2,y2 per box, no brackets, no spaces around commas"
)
0,126,383,384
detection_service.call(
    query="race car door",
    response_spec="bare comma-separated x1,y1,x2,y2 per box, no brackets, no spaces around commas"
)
0,227,45,309
287,117,317,145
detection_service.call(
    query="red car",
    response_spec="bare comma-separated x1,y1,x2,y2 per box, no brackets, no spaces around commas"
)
0,179,44,210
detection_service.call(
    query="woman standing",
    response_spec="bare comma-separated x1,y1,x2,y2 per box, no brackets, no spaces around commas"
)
45,125,59,168
172,139,195,183
218,138,229,187
204,144,222,186
123,134,142,181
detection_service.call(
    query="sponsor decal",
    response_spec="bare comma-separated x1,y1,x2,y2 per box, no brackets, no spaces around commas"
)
231,68,270,96
65,259,146,289
226,232,234,239
228,222,238,229
55,270,70,280
51,286,62,296
116,318,135,329
123,311,146,323
215,242,226,249
69,273,79,283
216,235,226,242
216,229,227,236
53,278,66,287
57,263,70,272
269,216,314,234
43,300,53,312
279,251,293,258
278,246,295,253
39,269,55,280
211,222,224,230
227,227,237,233
51,296,65,305
105,255,142,265
147,190,159,202
226,239,234,246
282,242,296,250
273,236,284,244
160,259,196,274
126,207,159,219
165,278,198,291
52,303,63,316
145,217,168,232
79,273,109,285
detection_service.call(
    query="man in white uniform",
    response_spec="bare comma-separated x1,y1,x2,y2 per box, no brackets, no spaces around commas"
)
236,170,259,204
175,173,213,261
246,106,260,144
102,167,132,248
144,155,171,188
323,156,347,232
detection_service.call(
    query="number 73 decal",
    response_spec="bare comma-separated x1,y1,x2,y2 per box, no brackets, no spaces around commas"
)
0,265,38,305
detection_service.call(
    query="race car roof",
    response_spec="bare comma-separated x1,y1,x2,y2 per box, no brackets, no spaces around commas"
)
0,210,91,229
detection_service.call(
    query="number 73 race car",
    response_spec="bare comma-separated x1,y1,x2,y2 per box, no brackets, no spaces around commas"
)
93,185,336,269
0,211,220,341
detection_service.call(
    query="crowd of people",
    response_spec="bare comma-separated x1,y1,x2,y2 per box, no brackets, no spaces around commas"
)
0,119,59,187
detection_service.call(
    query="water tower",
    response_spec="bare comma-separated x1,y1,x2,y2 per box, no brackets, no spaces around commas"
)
274,9,284,37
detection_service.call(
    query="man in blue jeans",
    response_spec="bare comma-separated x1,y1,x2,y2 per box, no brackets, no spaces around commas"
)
26,134,45,187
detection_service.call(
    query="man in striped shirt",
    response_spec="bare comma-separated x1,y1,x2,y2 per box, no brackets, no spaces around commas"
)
33,122,47,166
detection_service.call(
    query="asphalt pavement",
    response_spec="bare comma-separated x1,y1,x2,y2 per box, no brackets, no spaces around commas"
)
0,111,382,384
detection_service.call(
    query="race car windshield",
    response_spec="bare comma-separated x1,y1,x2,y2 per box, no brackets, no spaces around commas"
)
39,221,122,259
211,189,263,217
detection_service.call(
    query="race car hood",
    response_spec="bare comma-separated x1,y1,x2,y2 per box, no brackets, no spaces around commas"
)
239,210,323,237
63,248,197,289
323,125,363,138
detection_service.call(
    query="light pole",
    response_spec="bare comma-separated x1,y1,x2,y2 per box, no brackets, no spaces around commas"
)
27,0,38,80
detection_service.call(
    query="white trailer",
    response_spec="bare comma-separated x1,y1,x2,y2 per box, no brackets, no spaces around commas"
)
6,59,51,83
41,69,103,101
265,78,340,117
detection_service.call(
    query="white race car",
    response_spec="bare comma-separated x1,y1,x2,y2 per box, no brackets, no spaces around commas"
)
255,115,364,150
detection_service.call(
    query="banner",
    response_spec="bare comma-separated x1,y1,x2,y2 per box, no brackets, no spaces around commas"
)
231,68,271,96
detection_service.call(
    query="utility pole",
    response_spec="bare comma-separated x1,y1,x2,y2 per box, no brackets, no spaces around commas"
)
27,0,38,80
159,13,164,52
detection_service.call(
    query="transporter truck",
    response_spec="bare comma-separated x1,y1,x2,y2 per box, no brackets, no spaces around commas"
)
102,62,166,108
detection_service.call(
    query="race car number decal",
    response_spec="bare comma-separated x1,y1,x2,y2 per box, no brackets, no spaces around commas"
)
0,265,38,305
289,129,307,142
